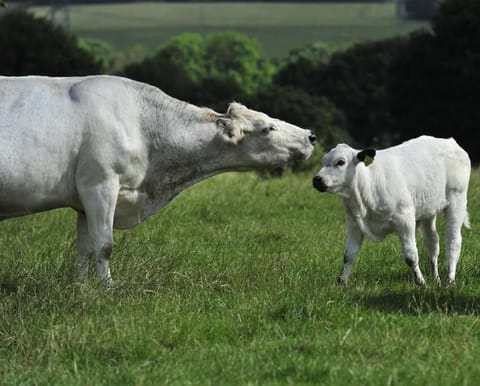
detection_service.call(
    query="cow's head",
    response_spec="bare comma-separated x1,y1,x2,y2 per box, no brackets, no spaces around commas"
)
312,144,376,196
216,103,316,169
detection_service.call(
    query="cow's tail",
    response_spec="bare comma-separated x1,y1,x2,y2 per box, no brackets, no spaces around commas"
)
463,211,472,230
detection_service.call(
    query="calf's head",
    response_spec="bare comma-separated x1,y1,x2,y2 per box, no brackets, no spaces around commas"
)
312,144,376,196
216,103,316,169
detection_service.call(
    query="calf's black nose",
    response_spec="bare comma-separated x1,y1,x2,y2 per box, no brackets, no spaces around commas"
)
308,132,317,145
312,176,327,192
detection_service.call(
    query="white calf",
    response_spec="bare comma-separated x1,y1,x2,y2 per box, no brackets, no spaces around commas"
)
313,136,470,285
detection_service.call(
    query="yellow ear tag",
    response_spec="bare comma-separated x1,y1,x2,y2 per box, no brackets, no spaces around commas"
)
364,154,374,166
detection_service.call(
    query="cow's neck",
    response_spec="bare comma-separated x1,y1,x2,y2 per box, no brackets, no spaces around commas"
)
139,87,236,198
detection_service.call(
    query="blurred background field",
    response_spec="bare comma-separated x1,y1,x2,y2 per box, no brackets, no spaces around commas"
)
30,2,427,57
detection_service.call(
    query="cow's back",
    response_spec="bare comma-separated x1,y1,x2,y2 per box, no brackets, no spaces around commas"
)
0,76,141,218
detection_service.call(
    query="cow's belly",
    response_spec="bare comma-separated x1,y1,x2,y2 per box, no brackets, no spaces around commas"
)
0,185,76,219
0,126,81,218
0,167,78,219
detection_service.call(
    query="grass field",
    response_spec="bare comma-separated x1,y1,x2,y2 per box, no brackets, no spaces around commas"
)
1,156,480,385
30,2,428,57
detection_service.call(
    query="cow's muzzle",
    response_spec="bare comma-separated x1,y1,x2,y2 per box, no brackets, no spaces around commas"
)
312,176,328,192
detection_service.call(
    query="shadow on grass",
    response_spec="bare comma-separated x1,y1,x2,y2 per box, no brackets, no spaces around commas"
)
354,286,480,315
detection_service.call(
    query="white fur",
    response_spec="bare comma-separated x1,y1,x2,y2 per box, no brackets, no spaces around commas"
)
0,75,315,285
314,136,471,285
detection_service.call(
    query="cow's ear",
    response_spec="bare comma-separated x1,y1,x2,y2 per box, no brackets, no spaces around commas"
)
357,148,376,166
216,117,243,144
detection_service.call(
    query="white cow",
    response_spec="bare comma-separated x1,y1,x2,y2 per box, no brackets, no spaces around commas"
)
0,75,316,286
312,136,470,286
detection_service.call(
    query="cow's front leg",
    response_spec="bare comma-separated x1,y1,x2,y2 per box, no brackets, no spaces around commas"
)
78,180,119,287
337,218,364,285
76,212,93,283
397,217,425,286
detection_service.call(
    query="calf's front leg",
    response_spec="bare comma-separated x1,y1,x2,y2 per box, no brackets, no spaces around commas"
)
337,219,364,285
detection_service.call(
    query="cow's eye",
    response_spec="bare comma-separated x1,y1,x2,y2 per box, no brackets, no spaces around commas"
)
262,125,276,134
335,159,346,167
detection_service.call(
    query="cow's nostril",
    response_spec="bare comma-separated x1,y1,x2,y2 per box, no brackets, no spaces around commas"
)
312,176,327,192
308,133,317,145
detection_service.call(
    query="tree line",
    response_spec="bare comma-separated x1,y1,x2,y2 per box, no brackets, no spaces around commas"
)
1,0,479,164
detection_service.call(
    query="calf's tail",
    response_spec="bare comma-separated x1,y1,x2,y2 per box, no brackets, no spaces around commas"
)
463,211,472,230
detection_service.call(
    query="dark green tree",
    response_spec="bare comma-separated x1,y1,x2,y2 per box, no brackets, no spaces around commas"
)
274,42,341,97
320,38,407,146
78,38,117,74
123,33,206,102
123,32,274,110
388,0,480,161
0,11,101,76
276,38,407,147
205,32,274,97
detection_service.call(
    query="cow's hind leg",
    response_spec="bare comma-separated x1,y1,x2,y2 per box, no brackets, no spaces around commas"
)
421,216,440,284
78,180,119,287
76,212,93,283
444,193,468,285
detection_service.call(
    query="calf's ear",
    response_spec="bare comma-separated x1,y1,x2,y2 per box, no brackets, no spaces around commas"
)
357,148,376,166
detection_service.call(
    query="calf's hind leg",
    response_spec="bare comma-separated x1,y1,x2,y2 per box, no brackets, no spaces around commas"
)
444,194,468,285
421,216,440,283
396,213,425,285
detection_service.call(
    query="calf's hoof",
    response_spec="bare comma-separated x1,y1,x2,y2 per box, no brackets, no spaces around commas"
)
445,277,456,287
413,275,426,286
336,276,348,286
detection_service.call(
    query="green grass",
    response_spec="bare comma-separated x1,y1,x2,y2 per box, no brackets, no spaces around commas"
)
1,158,480,385
30,2,428,57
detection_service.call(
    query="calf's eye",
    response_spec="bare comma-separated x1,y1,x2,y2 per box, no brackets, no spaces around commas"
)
335,160,346,167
